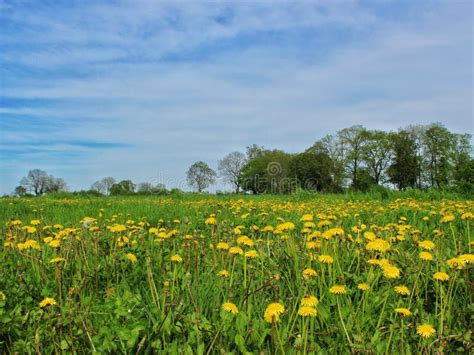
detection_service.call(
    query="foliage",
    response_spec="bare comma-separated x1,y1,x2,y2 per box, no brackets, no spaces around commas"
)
0,194,472,353
186,161,217,192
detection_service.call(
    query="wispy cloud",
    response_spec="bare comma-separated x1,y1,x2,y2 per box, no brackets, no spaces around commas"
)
0,0,472,193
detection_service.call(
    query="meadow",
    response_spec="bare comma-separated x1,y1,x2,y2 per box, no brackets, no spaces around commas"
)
0,194,472,354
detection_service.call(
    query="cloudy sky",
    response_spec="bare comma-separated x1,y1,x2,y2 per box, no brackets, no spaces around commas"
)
0,0,472,193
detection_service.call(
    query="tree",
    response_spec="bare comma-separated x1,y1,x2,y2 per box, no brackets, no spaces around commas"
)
110,180,136,195
137,182,153,193
388,130,419,190
20,169,50,196
45,177,67,193
218,151,247,193
337,125,367,189
20,169,66,195
288,152,334,191
91,177,116,195
239,150,293,194
186,161,217,192
307,134,345,189
13,185,28,197
246,144,265,161
361,130,392,185
422,123,453,188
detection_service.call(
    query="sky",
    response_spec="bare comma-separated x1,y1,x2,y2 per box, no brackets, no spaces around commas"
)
0,0,472,194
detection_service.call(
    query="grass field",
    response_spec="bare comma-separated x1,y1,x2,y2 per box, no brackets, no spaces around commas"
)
0,194,472,353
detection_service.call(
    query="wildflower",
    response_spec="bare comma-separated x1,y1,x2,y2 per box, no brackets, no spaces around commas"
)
127,253,137,263
229,246,244,255
216,242,230,250
264,303,285,323
300,214,313,222
298,306,317,317
318,255,334,264
447,257,465,270
419,251,433,261
394,285,410,296
205,217,216,225
302,268,317,280
440,214,455,223
382,265,401,279
218,270,230,278
329,285,346,295
418,240,435,250
306,241,320,250
245,250,259,258
237,236,254,247
357,283,370,291
171,255,183,263
433,272,449,281
417,323,436,338
459,254,474,264
366,239,390,253
461,212,473,219
301,295,319,307
30,219,41,225
39,297,57,308
49,257,65,263
222,302,239,315
48,239,61,248
395,308,412,317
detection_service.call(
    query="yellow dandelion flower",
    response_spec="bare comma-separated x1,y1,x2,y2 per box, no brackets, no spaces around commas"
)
382,265,401,279
329,285,346,295
394,308,412,317
229,246,244,255
205,217,216,225
417,323,436,338
245,250,259,258
358,283,370,291
301,295,319,307
302,268,317,280
49,257,65,263
440,214,455,223
394,285,410,296
459,254,474,264
366,239,390,253
222,302,239,315
237,236,254,247
216,242,230,250
39,297,57,308
48,239,61,248
298,306,317,317
264,302,285,323
218,270,230,278
318,255,334,264
461,212,473,220
419,251,433,261
418,240,435,250
433,272,449,281
30,219,41,225
171,255,183,263
447,257,465,270
126,253,137,263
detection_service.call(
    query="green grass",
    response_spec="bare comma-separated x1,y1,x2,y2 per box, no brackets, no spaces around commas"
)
0,194,472,353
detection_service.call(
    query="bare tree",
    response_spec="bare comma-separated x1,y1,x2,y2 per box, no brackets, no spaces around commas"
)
91,177,116,195
20,169,51,196
137,182,153,193
186,161,216,192
218,151,247,193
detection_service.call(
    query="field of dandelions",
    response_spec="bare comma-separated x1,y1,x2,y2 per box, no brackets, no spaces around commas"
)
0,195,472,353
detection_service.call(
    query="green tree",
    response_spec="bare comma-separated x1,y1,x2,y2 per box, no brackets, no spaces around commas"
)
361,130,392,185
337,125,367,189
387,130,419,190
110,180,136,195
239,150,292,194
186,161,217,192
422,123,453,188
288,152,334,191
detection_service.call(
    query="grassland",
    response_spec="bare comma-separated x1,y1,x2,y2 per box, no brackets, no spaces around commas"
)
0,194,472,353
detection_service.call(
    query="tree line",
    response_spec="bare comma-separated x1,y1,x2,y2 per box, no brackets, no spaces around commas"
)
186,123,473,195
12,123,473,197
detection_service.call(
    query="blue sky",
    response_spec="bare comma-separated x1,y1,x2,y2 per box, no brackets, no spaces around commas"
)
0,0,472,194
